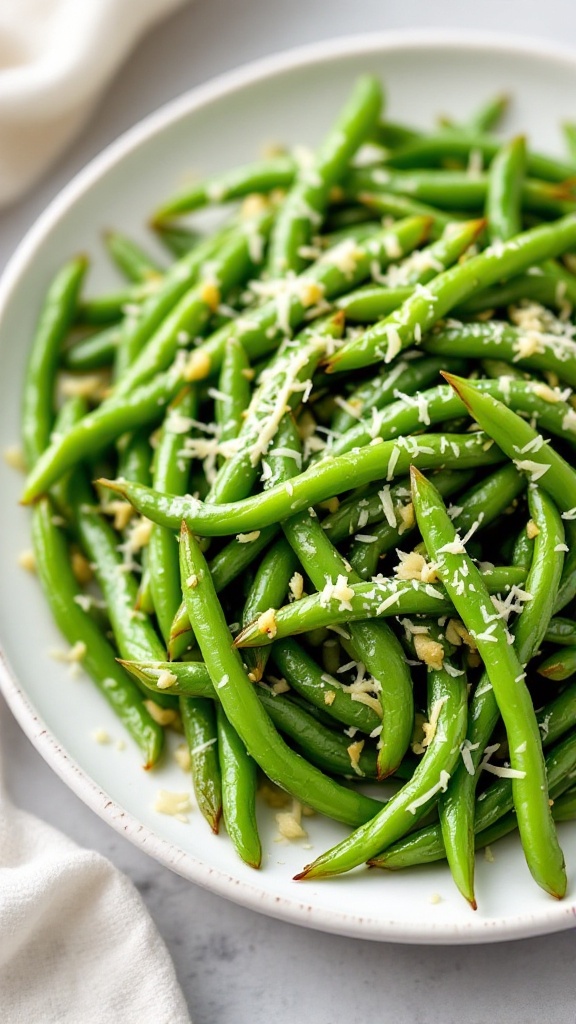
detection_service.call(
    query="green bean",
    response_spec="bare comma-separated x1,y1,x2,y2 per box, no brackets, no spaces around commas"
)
538,647,576,681
554,521,576,614
369,218,484,287
323,467,466,545
178,523,383,826
562,123,576,164
336,216,485,320
422,320,576,388
119,658,214,697
330,354,467,435
438,484,565,905
22,255,88,468
544,617,576,646
152,156,295,222
32,499,163,766
324,204,378,231
182,216,432,382
234,566,526,648
281,493,413,775
168,526,278,659
410,468,566,899
68,475,175,706
329,377,576,458
23,222,431,506
104,230,163,283
118,429,155,618
257,688,379,779
114,212,272,398
21,259,162,760
23,364,184,503
382,130,575,184
375,121,423,148
148,388,197,644
550,787,576,822
117,657,381,779
268,75,383,275
460,94,510,134
63,325,121,371
485,136,526,242
443,374,576,516
117,429,153,486
78,283,156,327
114,220,232,376
272,638,380,734
153,223,203,258
451,462,525,532
349,464,522,582
295,640,467,879
353,191,457,236
347,166,575,215
512,524,534,573
207,314,341,504
240,417,302,682
374,722,576,871
338,262,576,323
456,258,576,313
96,430,504,538
241,537,298,682
216,703,261,867
215,337,251,460
481,358,529,382
328,215,576,372
180,695,222,834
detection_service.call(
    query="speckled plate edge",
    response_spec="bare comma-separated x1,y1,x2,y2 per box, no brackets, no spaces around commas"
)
3,28,576,944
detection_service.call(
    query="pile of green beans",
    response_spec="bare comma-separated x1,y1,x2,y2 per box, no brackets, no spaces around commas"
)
18,75,576,906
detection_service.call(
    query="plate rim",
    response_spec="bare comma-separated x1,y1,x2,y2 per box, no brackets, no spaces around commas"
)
3,27,576,944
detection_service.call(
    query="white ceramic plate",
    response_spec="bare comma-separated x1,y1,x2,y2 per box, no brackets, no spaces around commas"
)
2,30,576,944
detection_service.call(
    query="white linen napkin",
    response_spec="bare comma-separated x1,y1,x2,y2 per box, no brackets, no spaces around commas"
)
0,736,191,1023
0,0,189,207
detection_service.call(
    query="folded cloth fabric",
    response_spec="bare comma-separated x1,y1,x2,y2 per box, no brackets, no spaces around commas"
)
0,747,192,1023
0,0,189,207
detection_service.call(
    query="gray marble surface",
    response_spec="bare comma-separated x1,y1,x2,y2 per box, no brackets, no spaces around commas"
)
3,2,576,1021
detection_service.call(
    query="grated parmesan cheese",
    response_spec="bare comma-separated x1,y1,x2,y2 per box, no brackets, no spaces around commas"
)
407,770,451,814
236,531,261,544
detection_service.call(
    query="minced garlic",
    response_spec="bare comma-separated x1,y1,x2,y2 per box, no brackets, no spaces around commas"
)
413,634,444,671
526,519,540,539
153,790,192,823
143,700,179,727
17,549,36,572
3,445,25,471
257,608,277,639
174,743,192,772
